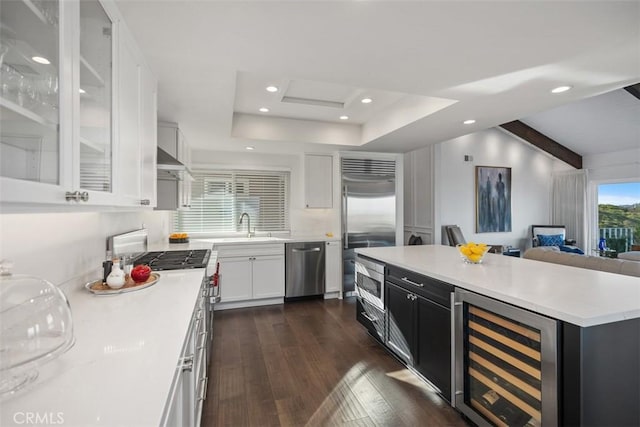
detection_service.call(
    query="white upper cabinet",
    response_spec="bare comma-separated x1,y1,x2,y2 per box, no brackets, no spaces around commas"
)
0,0,157,208
156,122,191,210
116,20,157,207
139,64,158,207
304,153,333,208
403,146,435,244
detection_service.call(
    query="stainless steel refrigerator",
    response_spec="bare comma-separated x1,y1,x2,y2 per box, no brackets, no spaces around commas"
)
342,158,396,293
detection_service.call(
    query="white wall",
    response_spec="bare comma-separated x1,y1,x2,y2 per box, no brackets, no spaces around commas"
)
435,128,561,250
191,149,341,237
0,210,170,288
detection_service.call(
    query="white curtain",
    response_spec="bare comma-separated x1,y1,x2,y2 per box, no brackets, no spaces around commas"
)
552,170,588,249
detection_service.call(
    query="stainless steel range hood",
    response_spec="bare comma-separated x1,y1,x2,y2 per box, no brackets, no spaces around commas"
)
157,147,192,180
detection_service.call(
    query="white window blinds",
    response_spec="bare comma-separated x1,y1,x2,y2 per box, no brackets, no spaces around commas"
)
174,170,290,233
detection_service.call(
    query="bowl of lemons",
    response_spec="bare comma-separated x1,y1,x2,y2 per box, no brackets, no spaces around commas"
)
169,232,189,243
457,242,491,264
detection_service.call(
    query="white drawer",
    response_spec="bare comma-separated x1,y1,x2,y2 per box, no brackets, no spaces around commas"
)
214,243,284,258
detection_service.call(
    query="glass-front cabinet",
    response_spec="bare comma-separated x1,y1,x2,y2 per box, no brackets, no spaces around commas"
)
0,0,156,208
79,0,113,194
1,0,62,192
455,289,559,427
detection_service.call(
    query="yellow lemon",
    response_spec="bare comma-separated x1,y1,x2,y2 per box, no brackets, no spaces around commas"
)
460,246,473,256
470,246,486,255
468,254,482,262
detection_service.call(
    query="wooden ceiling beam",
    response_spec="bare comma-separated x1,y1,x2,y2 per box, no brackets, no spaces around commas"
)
499,120,582,169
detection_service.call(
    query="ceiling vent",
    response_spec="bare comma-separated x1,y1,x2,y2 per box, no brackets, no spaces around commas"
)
281,96,344,109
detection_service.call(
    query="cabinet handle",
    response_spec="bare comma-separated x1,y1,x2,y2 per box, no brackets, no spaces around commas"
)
360,311,377,322
406,294,417,301
65,191,80,202
65,191,89,202
401,277,424,288
181,355,194,372
140,199,151,206
198,376,208,401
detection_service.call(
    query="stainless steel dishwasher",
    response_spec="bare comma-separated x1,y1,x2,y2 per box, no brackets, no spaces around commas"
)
285,241,325,300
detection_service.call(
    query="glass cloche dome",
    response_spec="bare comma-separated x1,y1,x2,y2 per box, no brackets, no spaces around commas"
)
0,261,74,399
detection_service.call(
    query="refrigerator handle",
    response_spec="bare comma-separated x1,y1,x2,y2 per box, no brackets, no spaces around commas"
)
342,184,348,249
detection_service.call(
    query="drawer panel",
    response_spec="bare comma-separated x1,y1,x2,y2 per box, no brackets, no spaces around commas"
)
215,243,284,258
386,264,453,308
356,298,385,343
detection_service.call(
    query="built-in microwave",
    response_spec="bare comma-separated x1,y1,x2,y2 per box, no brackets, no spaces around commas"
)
355,255,385,310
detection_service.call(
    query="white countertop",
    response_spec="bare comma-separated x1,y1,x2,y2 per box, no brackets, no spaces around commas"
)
148,235,339,251
0,268,207,427
356,245,640,327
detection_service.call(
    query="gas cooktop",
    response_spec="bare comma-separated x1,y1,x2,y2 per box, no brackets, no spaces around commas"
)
133,249,210,271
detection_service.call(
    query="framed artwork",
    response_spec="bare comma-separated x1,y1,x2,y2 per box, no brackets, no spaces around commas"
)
476,166,511,233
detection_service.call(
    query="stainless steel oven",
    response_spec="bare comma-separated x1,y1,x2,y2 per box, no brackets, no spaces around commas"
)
355,255,385,310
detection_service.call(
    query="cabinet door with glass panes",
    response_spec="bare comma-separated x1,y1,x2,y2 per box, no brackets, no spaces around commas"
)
0,0,120,206
0,0,69,203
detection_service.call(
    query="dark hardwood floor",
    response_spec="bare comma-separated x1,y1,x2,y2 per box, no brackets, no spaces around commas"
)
203,298,468,427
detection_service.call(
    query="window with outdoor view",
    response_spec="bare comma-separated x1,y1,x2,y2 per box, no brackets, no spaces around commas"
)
173,170,290,234
598,182,640,253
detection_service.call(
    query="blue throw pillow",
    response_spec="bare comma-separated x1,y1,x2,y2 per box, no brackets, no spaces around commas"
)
559,245,584,254
537,234,564,247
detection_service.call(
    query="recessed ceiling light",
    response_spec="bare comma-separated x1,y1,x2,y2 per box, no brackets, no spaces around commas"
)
339,115,349,120
245,146,255,150
266,86,279,93
32,56,50,65
259,107,269,113
79,88,86,94
463,119,476,125
361,98,373,104
551,85,572,94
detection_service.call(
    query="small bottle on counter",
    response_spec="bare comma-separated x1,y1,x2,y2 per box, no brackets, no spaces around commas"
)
106,258,126,289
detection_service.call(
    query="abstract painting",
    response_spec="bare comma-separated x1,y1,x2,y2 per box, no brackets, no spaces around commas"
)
476,166,511,233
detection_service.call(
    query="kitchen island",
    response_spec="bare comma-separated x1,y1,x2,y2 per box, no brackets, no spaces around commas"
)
0,267,209,427
355,245,640,427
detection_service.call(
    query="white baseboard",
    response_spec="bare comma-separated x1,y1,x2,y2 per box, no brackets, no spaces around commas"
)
213,297,284,311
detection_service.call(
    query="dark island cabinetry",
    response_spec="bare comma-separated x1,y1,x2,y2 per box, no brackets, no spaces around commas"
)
385,265,454,401
354,246,640,427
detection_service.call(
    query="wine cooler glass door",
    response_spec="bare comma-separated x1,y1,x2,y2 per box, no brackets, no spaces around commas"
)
454,289,559,427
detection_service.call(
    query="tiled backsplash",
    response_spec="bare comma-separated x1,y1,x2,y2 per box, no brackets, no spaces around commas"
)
0,211,170,287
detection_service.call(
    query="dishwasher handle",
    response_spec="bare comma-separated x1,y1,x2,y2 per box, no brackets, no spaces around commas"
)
292,247,321,253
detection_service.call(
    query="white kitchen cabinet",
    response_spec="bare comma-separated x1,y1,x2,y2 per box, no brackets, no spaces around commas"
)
304,153,333,208
218,254,285,302
162,278,209,427
403,146,434,244
116,22,157,207
325,240,342,294
139,64,158,207
217,256,252,302
215,243,285,308
157,122,192,210
0,0,157,209
252,255,285,299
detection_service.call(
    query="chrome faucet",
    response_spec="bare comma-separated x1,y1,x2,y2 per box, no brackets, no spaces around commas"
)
239,212,252,237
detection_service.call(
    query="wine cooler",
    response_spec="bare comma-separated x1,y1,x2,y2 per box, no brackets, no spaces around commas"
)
454,289,559,427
